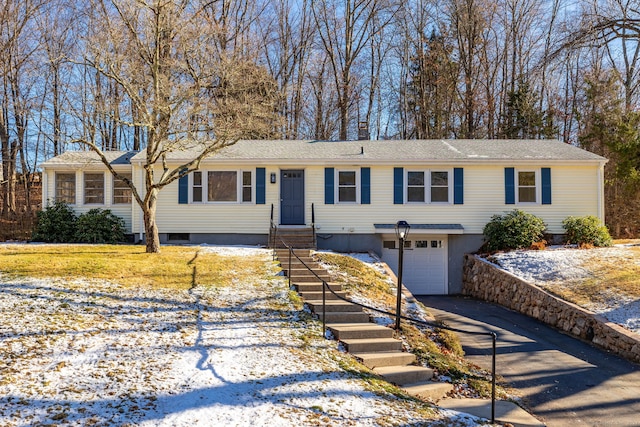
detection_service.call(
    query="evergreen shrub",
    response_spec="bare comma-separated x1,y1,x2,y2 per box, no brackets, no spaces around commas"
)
562,216,612,247
482,209,546,251
75,209,126,244
32,201,77,243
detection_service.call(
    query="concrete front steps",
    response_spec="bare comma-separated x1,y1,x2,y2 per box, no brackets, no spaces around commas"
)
270,227,315,249
328,322,453,400
276,248,453,403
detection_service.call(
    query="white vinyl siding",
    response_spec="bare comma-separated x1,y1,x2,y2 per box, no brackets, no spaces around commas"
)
131,162,603,236
144,164,268,234
312,165,602,235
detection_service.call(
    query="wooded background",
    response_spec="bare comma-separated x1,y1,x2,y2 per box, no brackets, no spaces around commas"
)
1,0,639,238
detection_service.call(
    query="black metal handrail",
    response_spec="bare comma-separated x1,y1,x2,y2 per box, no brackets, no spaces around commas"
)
311,203,317,248
269,204,277,251
278,242,498,424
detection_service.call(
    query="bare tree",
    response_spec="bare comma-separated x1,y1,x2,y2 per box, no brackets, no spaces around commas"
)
0,0,45,215
36,0,76,157
447,0,488,138
71,0,279,252
556,0,640,110
401,3,459,141
312,0,396,140
258,0,315,139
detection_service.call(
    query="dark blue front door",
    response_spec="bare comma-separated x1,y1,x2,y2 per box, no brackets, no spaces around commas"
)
281,170,305,225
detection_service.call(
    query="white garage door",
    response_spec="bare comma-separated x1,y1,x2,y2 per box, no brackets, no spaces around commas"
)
382,235,448,295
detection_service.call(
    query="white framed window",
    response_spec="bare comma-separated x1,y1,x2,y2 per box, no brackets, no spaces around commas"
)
55,172,76,204
430,171,449,202
405,169,451,204
191,170,253,203
192,171,203,202
407,171,425,202
517,170,538,203
242,171,252,202
84,172,104,204
113,173,132,204
336,169,359,203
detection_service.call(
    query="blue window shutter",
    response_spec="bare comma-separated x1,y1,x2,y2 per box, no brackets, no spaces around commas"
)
453,168,464,205
505,167,515,205
541,167,552,205
393,167,404,204
178,172,189,204
361,167,371,204
256,167,266,204
325,167,334,204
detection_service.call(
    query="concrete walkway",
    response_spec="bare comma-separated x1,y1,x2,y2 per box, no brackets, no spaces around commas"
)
419,296,640,427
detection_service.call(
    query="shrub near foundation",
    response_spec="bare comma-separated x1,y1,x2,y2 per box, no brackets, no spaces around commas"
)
32,203,126,244
563,215,612,247
75,209,126,244
482,209,546,251
31,201,76,243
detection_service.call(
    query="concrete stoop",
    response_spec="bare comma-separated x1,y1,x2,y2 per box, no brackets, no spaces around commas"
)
270,227,316,249
276,248,453,403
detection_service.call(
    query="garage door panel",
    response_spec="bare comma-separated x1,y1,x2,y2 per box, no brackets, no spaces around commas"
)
381,235,448,295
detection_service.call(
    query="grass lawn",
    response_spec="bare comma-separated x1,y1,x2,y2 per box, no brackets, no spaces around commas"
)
1,244,455,426
0,244,272,289
0,244,508,402
574,244,640,300
539,243,640,307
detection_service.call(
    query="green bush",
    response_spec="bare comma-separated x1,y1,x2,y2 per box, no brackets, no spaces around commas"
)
483,209,546,251
32,201,77,243
562,216,612,247
75,209,126,244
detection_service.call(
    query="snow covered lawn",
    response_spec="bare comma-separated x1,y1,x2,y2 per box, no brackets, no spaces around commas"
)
488,244,640,334
0,246,486,427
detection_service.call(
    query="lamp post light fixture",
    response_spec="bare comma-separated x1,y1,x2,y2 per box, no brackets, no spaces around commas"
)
394,220,411,331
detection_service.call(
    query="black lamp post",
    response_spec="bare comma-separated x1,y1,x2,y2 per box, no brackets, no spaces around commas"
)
394,220,410,330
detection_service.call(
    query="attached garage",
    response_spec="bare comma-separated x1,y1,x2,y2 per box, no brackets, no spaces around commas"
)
382,234,449,295
376,224,465,296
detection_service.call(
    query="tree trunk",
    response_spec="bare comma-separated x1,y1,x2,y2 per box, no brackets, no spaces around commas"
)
143,188,160,253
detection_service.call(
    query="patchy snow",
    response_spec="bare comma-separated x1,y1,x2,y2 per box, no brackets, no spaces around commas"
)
488,246,640,334
0,246,491,427
197,244,272,257
315,249,391,277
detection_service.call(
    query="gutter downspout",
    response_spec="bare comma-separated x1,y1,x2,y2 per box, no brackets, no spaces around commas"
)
598,161,607,222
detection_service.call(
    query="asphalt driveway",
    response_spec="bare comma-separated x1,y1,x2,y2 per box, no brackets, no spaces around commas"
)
418,296,640,427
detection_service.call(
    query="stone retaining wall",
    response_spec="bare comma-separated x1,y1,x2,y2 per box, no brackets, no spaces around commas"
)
462,254,640,364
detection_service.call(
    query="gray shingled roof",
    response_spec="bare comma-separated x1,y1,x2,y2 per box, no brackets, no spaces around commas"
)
43,140,606,166
140,139,606,163
41,151,137,167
